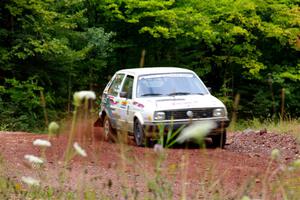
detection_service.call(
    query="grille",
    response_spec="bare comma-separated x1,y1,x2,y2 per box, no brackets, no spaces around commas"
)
164,109,213,120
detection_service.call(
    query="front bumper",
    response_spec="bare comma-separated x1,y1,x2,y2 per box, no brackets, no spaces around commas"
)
143,118,230,137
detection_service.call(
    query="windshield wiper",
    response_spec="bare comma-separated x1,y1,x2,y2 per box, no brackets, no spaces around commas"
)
141,93,162,97
168,92,191,96
168,92,205,96
192,92,205,95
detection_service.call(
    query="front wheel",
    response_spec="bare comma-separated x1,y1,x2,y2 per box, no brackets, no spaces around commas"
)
211,131,227,148
134,120,146,146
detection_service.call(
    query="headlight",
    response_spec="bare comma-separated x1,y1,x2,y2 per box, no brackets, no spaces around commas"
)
154,112,166,120
213,108,225,117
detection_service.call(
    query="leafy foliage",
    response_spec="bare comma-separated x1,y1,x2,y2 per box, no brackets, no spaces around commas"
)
0,78,54,131
0,0,299,130
96,0,300,118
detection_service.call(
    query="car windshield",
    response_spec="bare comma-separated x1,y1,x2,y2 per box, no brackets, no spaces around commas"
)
137,73,209,97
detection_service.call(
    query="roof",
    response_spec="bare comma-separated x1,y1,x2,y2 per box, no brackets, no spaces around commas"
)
117,67,194,76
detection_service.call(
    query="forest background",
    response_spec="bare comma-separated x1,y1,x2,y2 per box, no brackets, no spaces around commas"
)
0,0,299,132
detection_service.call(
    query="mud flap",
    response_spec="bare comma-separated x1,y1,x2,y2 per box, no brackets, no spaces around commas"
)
94,117,103,127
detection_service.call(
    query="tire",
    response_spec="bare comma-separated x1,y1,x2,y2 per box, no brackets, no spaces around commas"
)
211,131,227,148
134,119,146,147
103,116,116,142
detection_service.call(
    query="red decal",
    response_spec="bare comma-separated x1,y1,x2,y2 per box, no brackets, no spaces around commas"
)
108,95,118,105
133,101,144,108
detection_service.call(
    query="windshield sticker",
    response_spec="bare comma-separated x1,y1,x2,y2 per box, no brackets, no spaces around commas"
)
139,73,193,80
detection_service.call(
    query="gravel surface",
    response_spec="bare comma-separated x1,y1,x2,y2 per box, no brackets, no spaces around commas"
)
227,129,300,162
0,127,299,199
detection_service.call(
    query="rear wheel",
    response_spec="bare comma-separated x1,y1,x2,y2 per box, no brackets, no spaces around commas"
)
134,120,146,146
211,131,227,148
103,116,116,142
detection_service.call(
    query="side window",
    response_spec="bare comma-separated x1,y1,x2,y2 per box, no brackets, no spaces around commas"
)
121,75,134,99
108,74,125,96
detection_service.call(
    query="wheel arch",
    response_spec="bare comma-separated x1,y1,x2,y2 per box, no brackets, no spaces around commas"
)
94,110,107,127
133,112,144,125
101,110,107,121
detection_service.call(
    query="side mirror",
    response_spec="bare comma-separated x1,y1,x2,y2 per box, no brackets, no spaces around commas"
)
120,91,128,98
207,87,212,93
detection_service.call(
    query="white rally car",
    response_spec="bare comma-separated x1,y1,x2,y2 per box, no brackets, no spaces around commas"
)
97,67,230,147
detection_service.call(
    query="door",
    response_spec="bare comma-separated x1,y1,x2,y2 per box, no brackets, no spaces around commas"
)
105,73,125,129
118,75,134,132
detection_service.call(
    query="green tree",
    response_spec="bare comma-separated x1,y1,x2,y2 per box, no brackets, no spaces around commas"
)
0,0,114,105
96,0,299,118
0,0,115,130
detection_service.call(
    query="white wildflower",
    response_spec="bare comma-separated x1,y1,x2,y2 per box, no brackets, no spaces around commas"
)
21,176,40,186
176,121,216,143
48,121,59,135
154,144,164,153
73,142,87,157
271,149,280,160
73,91,96,106
24,154,44,164
33,139,51,147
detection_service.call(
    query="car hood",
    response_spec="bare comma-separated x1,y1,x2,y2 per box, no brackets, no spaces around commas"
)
136,94,225,111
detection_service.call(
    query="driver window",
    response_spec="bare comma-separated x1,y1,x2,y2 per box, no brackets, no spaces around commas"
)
121,75,134,99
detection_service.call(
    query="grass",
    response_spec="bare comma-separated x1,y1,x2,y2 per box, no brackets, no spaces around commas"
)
229,118,300,138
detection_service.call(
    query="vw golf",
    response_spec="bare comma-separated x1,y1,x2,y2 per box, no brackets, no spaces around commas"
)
97,67,229,147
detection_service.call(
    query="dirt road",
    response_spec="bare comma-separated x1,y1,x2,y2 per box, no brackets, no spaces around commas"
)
0,128,299,199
